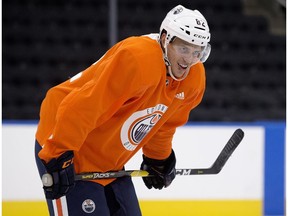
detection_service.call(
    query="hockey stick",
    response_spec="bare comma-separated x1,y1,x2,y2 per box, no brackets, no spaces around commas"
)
73,128,244,180
42,129,244,186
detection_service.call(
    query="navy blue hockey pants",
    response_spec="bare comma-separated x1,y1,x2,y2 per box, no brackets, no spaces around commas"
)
35,140,142,216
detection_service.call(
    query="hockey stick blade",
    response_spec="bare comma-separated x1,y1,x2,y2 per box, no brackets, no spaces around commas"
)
73,128,244,181
176,128,244,175
209,128,244,173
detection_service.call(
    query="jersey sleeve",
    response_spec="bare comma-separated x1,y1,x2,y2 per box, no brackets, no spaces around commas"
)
38,48,145,162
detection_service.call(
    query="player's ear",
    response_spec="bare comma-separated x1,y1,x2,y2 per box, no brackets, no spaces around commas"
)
160,32,166,46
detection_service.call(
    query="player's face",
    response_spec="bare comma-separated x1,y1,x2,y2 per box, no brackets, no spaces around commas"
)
167,38,203,79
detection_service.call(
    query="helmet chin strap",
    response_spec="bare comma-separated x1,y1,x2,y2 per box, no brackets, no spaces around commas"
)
162,36,190,82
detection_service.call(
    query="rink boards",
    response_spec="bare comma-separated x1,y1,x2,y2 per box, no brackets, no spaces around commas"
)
2,121,285,216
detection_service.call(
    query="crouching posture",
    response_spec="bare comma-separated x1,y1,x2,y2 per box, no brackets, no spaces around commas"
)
35,5,211,216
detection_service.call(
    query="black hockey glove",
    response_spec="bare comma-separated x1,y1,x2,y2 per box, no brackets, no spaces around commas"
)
140,150,176,190
42,151,75,200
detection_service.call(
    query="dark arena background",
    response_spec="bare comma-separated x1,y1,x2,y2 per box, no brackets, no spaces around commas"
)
2,0,286,121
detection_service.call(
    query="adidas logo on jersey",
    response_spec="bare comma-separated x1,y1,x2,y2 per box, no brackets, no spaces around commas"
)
175,92,185,100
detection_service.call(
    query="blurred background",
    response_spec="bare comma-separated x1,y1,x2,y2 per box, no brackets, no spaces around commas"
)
2,0,286,216
2,0,286,122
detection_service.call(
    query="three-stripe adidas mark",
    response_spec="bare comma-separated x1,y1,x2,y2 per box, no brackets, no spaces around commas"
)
175,92,185,100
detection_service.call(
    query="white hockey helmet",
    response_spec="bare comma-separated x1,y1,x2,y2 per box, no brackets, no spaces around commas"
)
160,5,211,63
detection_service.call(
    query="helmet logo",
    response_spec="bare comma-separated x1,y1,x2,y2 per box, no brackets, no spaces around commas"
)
173,7,183,14
194,34,207,39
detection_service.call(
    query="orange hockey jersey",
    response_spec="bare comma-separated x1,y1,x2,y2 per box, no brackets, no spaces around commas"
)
36,34,206,185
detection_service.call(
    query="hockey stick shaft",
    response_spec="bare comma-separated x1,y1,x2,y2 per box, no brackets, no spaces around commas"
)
73,128,244,181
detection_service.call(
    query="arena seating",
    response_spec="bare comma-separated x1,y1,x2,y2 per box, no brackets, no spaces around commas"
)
2,0,285,121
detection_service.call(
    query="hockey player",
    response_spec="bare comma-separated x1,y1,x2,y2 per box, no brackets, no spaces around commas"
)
35,5,211,216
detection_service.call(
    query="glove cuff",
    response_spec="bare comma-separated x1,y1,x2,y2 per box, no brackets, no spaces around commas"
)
44,151,74,172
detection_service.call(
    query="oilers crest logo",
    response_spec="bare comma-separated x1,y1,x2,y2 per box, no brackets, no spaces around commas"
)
121,104,168,151
82,199,96,213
